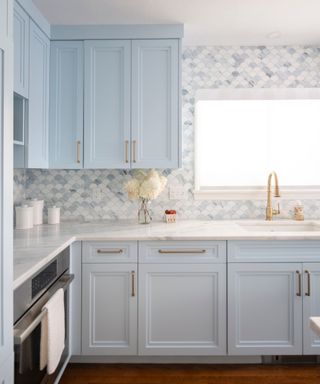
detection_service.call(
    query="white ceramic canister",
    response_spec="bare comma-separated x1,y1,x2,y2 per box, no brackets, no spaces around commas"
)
15,205,34,229
48,206,60,224
27,199,44,225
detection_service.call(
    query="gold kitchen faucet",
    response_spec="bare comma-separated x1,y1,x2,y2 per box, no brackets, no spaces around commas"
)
266,171,281,221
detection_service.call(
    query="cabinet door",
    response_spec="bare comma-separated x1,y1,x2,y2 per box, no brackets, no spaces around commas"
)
0,0,12,49
70,242,82,356
84,40,131,169
132,39,180,168
139,263,226,355
228,263,302,355
50,41,83,168
303,263,320,354
28,20,49,168
13,2,28,98
82,263,137,355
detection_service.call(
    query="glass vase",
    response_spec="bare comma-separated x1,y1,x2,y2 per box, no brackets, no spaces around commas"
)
138,199,152,224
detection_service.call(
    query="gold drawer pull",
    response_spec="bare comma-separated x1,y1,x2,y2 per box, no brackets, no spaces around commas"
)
131,271,135,297
125,140,129,163
132,140,137,163
76,140,81,163
158,249,206,254
97,249,123,254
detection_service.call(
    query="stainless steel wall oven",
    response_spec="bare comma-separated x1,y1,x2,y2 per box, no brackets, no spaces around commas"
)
13,247,73,384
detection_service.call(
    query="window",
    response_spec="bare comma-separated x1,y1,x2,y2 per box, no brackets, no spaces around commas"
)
195,88,320,199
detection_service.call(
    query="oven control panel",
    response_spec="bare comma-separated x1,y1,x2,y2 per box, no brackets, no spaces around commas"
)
32,260,57,298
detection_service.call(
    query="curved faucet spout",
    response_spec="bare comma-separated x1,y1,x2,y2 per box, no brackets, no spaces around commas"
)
266,171,281,221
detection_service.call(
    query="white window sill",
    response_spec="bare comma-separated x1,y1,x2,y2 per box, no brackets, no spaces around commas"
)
193,187,320,201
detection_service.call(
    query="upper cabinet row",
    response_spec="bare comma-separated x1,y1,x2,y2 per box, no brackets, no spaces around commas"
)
13,1,182,169
50,39,180,169
13,2,50,168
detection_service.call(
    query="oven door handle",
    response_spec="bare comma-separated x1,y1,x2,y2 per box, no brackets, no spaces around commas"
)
14,273,74,345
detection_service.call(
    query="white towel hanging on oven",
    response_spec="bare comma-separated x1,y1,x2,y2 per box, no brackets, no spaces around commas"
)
40,288,65,374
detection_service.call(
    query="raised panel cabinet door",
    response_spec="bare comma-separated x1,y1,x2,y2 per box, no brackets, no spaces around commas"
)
302,263,320,354
70,242,82,356
28,20,49,168
50,41,83,168
132,39,180,168
228,263,303,355
139,263,226,355
13,1,29,98
0,0,12,49
84,40,131,169
82,263,137,355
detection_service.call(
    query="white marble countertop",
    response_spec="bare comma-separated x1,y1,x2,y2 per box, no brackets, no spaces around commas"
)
13,219,320,289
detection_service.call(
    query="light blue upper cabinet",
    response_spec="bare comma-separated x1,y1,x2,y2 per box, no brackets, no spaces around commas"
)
131,39,180,169
28,20,49,168
13,1,29,98
84,40,131,169
50,41,83,168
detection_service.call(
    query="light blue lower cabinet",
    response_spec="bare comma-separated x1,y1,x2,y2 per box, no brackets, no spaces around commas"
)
138,263,226,355
228,241,320,356
228,263,303,355
69,242,82,356
81,263,138,355
79,240,320,358
302,263,320,354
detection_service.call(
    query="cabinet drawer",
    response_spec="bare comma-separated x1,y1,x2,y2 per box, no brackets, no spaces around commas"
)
82,241,138,263
228,240,320,263
139,241,226,263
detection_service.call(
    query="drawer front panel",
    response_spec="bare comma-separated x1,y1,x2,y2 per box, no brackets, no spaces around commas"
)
82,241,138,263
229,241,320,263
139,241,226,263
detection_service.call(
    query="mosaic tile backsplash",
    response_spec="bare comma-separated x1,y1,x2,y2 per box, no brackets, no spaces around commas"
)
14,45,320,221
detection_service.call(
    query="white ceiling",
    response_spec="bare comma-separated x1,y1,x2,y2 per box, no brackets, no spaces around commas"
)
33,0,320,45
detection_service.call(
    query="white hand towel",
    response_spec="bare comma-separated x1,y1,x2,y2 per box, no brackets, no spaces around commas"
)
40,288,65,374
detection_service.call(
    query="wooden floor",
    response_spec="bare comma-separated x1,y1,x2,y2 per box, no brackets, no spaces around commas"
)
60,363,320,384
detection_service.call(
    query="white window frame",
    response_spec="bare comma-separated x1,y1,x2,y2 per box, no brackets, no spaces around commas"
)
194,88,320,200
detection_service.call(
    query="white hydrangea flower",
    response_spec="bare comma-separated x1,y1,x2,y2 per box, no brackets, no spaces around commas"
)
139,177,161,200
124,169,167,201
124,179,140,200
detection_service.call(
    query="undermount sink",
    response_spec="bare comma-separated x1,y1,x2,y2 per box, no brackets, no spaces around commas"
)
237,221,320,232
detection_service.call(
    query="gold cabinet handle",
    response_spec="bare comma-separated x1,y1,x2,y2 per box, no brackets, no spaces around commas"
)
125,140,129,163
158,249,207,254
132,140,137,163
131,271,135,297
305,270,311,296
296,271,302,297
76,140,81,163
97,249,123,254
